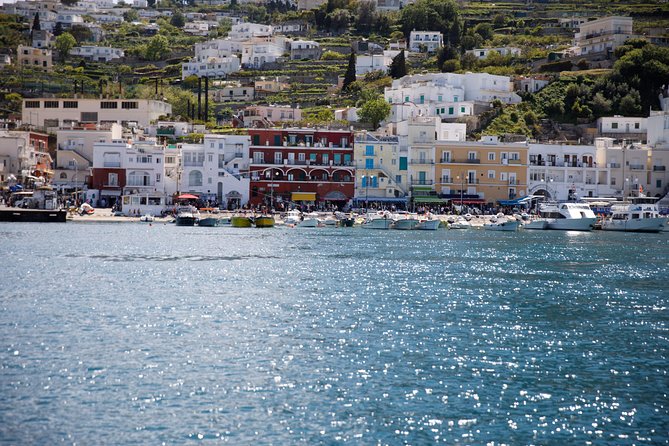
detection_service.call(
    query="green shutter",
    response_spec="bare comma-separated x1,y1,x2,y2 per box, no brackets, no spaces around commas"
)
399,157,407,171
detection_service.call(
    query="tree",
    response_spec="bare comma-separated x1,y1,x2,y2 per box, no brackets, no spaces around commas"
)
327,8,351,32
342,52,356,92
355,0,376,33
53,22,64,37
358,96,391,129
143,34,170,61
389,50,406,79
32,12,41,32
123,9,139,23
441,59,460,72
399,0,461,46
619,90,643,116
170,10,185,28
55,32,76,62
589,92,612,117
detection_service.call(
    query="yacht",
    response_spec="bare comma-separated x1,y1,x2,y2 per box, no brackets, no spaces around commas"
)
523,202,597,231
600,197,668,233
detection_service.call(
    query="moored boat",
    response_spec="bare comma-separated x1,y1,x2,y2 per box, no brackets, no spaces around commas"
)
254,215,275,228
198,216,224,227
231,215,253,228
361,211,394,229
600,197,668,233
483,215,520,231
0,187,67,223
393,213,420,230
415,216,441,230
525,202,597,231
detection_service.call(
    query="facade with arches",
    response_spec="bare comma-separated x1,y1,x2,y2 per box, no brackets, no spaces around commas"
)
248,128,355,207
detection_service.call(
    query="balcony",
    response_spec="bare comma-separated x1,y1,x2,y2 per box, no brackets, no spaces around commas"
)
156,128,176,135
440,176,450,184
183,161,204,167
103,162,121,168
410,159,434,164
507,159,522,164
629,164,645,170
653,166,666,171
410,180,434,185
609,163,621,168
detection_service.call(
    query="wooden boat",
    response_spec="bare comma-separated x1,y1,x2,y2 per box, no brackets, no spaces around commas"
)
254,215,275,228
231,215,253,228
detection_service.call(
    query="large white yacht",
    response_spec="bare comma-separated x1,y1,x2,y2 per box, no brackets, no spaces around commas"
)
524,202,597,231
600,197,668,233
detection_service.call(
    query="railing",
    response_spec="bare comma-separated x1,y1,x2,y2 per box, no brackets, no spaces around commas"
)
653,166,666,171
410,159,434,164
184,162,204,167
629,164,645,170
466,159,481,164
439,158,451,163
103,162,121,167
440,176,450,184
410,180,434,185
508,159,522,164
609,163,621,168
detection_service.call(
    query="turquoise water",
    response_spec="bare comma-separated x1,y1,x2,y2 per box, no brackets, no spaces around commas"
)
0,223,667,444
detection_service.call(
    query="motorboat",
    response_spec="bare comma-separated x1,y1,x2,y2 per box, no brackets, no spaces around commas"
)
524,202,597,231
198,216,224,227
283,209,302,226
448,217,472,229
139,214,155,223
393,212,420,230
415,217,442,230
361,211,394,229
231,214,253,228
0,187,67,223
483,214,520,231
335,212,355,227
298,212,321,228
254,215,275,228
175,205,198,226
600,197,668,233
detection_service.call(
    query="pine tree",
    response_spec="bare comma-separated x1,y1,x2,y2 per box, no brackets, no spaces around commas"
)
342,52,356,92
389,50,407,79
32,12,41,32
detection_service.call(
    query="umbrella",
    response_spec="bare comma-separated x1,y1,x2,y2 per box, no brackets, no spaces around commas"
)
177,194,199,200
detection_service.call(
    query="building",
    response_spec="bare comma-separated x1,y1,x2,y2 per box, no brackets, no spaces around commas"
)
241,36,288,68
528,141,614,201
334,107,358,123
409,31,443,53
70,45,124,62
54,122,123,192
247,128,355,208
355,50,400,76
22,98,172,128
144,122,207,140
465,47,522,60
254,77,291,96
435,135,529,206
0,54,11,69
353,131,407,208
0,130,51,187
597,116,647,142
179,134,251,208
239,105,302,127
183,21,211,36
31,29,54,49
290,40,321,61
181,55,241,79
17,45,52,72
575,16,634,57
514,75,551,94
211,83,255,102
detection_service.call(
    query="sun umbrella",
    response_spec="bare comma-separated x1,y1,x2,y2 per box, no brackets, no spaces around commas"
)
177,194,199,200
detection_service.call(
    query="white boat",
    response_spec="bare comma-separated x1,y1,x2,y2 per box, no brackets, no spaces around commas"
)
524,202,597,231
321,216,338,226
298,212,321,227
393,213,420,230
283,209,302,226
415,217,441,230
600,197,668,233
449,217,472,229
361,211,394,229
139,214,155,223
484,214,520,231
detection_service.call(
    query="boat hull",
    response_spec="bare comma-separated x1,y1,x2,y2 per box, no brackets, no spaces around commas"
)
484,220,520,231
601,217,667,233
362,218,394,229
231,216,253,228
198,217,223,227
523,219,548,230
297,218,320,228
340,218,355,227
175,215,197,226
393,218,420,230
255,216,275,228
416,219,441,230
546,217,596,231
0,208,67,223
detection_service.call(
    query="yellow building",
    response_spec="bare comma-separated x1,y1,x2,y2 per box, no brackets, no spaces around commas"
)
435,136,529,206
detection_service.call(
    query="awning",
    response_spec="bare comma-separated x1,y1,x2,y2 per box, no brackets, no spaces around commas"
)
292,192,316,201
452,198,485,204
413,196,446,203
353,197,408,203
177,193,199,200
101,190,122,196
322,190,348,201
226,191,242,198
498,195,535,206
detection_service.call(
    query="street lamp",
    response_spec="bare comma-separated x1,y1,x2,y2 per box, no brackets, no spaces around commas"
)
362,174,375,210
456,174,464,213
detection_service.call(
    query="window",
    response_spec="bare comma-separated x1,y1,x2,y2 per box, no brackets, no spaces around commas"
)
156,173,161,182
63,101,78,108
468,151,477,160
488,152,495,161
208,154,213,162
635,122,640,129
25,101,40,108
108,173,118,186
611,122,618,129
488,170,495,179
44,100,59,108
252,135,260,145
188,170,202,186
298,153,305,161
101,102,118,109
365,145,374,156
253,152,264,163
274,152,282,164
395,175,402,184
365,158,374,169
309,153,317,162
60,172,67,179
322,153,329,165
399,157,407,171
334,153,341,165
128,171,152,186
448,107,454,114
81,112,98,122
121,101,138,109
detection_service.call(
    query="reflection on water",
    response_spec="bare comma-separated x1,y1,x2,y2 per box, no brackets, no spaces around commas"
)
0,223,667,444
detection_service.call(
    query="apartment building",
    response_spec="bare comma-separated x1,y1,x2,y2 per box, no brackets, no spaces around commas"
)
409,31,443,53
17,45,52,72
575,16,633,57
70,45,124,62
354,131,407,207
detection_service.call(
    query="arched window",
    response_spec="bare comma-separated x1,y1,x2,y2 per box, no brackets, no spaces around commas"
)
60,172,68,179
127,171,151,187
189,170,202,187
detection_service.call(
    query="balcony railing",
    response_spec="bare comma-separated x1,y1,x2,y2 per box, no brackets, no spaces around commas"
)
653,166,666,171
410,180,434,185
183,161,204,167
410,159,434,164
609,163,621,168
629,164,645,170
440,176,450,183
507,159,522,164
103,162,121,167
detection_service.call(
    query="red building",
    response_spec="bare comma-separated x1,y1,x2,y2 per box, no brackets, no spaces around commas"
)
248,128,355,208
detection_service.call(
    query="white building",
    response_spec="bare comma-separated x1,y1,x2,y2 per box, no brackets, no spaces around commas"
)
597,115,647,140
240,104,302,126
23,98,172,128
144,122,207,139
575,16,634,57
228,22,273,39
515,76,550,94
354,131,407,204
180,134,251,207
290,40,321,60
70,45,124,62
241,36,288,68
528,141,615,200
355,50,400,76
184,21,211,36
335,107,358,123
466,47,521,60
182,55,241,79
212,83,255,102
409,31,443,53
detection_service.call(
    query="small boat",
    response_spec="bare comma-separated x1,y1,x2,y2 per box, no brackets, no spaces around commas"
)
254,215,275,228
484,215,520,231
176,212,197,226
298,212,321,228
448,217,471,229
525,202,597,231
231,215,253,228
393,213,420,230
139,214,155,223
600,197,668,233
415,218,441,230
198,216,224,227
335,212,355,227
283,209,302,226
361,211,394,229
321,216,338,226
522,218,548,229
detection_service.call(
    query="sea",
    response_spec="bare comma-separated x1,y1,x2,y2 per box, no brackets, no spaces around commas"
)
0,222,667,445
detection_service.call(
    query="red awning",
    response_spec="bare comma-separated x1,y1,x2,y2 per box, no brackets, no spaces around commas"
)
177,193,199,200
